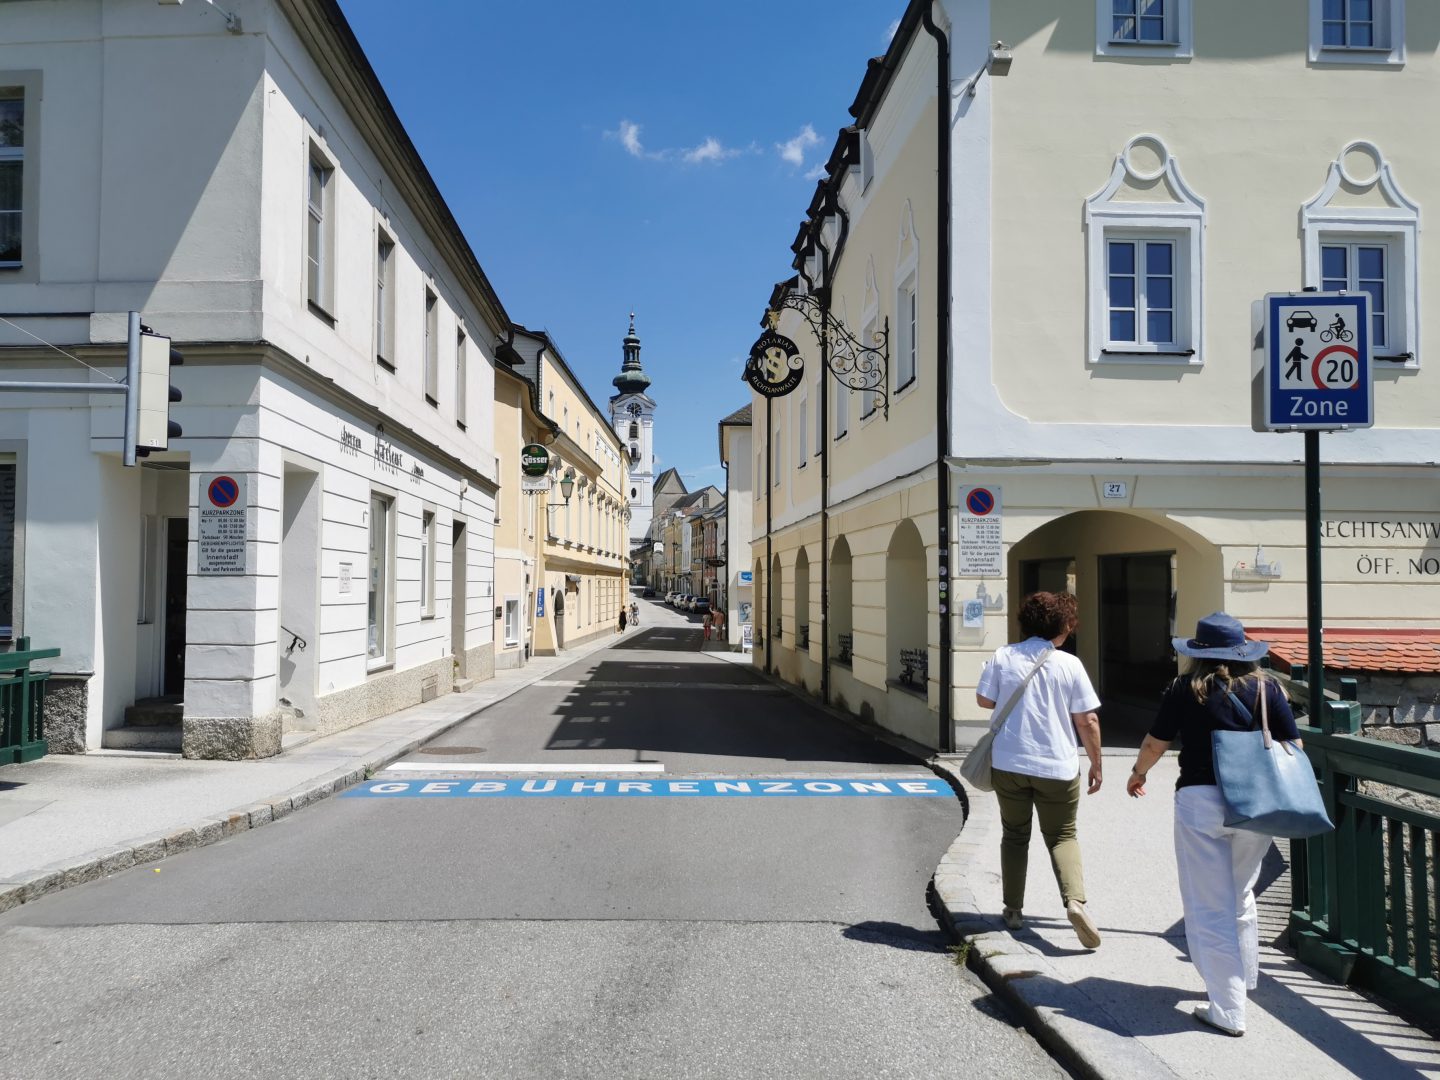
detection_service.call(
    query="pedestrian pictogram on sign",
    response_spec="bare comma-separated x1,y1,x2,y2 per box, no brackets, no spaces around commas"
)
1261,293,1372,431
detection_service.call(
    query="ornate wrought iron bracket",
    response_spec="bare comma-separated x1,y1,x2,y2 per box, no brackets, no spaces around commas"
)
768,293,890,419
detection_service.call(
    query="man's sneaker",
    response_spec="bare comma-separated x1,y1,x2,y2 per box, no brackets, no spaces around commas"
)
1066,899,1101,948
1002,908,1023,931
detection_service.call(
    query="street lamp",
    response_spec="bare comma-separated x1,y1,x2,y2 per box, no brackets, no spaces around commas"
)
559,467,576,501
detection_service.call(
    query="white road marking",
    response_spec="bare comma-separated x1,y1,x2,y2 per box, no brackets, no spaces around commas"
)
382,761,666,774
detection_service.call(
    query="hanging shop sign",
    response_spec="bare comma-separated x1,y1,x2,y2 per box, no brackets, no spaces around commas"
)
521,443,551,477
743,330,805,399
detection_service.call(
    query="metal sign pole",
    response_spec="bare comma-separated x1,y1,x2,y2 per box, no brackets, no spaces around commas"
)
1304,430,1324,726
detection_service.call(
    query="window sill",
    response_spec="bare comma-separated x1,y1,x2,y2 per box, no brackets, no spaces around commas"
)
377,357,395,373
308,300,336,326
425,395,438,408
421,612,435,621
886,677,928,699
366,658,393,675
894,376,917,399
1107,38,1181,47
1097,348,1199,366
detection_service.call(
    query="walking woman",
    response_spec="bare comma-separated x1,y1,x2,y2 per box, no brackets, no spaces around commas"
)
1127,613,1300,1037
617,606,628,634
975,591,1104,948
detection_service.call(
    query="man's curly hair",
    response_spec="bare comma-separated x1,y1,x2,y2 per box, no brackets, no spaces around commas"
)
1018,591,1078,640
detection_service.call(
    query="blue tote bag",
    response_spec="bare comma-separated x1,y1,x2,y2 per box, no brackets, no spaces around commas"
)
1212,680,1334,840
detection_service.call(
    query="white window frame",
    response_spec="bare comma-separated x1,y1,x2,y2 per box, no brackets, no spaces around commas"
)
859,315,881,420
812,375,822,456
1085,135,1204,366
1309,0,1405,65
1302,140,1419,366
367,491,395,670
1096,0,1192,58
455,327,467,427
834,378,850,441
1101,233,1183,351
305,141,336,318
0,77,37,275
796,394,807,469
423,286,439,405
503,597,521,647
419,507,436,618
895,273,918,392
374,226,395,369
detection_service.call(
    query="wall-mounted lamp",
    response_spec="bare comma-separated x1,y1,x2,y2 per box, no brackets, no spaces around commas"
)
157,0,243,34
559,467,576,502
989,41,1013,76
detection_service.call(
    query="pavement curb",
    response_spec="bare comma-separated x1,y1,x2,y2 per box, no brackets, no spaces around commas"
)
926,757,1185,1080
0,630,624,915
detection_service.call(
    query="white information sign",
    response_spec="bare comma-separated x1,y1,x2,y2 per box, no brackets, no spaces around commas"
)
338,562,353,595
957,485,1003,577
198,473,248,576
521,475,553,492
741,623,754,652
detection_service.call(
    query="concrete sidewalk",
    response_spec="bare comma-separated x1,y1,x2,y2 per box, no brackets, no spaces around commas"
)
932,751,1440,1080
0,630,622,911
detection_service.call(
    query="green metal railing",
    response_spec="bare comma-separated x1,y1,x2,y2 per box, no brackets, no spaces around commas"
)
0,636,60,765
1288,670,1440,1026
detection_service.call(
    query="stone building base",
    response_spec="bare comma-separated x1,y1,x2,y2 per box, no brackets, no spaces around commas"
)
40,675,90,755
183,712,283,760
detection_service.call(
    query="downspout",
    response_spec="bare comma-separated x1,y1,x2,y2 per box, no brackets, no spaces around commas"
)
816,186,850,708
921,4,954,752
765,393,773,672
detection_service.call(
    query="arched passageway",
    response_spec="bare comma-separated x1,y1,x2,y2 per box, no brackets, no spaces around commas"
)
885,520,926,687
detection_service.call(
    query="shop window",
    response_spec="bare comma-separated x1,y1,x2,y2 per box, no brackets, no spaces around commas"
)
368,493,393,667
504,597,520,647
420,508,435,618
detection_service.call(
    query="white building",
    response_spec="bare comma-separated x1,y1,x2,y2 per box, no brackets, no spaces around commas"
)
0,0,505,757
750,0,1440,750
718,404,753,647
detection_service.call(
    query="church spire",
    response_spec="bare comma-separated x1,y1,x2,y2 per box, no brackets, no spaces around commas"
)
612,311,652,395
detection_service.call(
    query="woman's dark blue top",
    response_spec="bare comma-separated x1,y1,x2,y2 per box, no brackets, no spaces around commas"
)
1148,675,1300,790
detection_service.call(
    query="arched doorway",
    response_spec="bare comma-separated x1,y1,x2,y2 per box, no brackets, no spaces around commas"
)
1009,510,1222,743
770,553,784,647
795,547,811,651
830,536,853,665
885,520,926,686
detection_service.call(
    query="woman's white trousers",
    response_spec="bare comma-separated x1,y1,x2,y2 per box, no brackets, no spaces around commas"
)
1173,785,1274,1033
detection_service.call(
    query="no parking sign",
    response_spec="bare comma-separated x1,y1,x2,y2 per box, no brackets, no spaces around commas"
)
957,485,1003,576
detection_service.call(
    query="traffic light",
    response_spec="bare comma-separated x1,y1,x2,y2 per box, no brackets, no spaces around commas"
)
125,327,182,464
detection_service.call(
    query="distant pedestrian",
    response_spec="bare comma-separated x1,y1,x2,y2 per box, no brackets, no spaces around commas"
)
617,607,627,634
702,611,713,640
974,591,1104,948
1128,613,1300,1037
630,602,639,627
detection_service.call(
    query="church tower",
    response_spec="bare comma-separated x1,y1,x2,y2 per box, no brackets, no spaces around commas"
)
609,313,656,546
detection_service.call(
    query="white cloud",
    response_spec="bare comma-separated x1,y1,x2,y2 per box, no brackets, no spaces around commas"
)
886,19,900,43
682,137,742,165
804,164,827,182
612,119,647,158
777,124,821,168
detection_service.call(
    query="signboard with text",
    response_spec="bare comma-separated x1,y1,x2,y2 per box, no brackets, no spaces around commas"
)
198,473,248,575
956,485,1003,577
1261,293,1372,431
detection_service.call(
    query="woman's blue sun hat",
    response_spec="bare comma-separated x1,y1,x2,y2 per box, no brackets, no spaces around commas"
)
1172,612,1269,662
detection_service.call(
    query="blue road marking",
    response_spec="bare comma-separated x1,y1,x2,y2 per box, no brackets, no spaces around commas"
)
343,777,952,799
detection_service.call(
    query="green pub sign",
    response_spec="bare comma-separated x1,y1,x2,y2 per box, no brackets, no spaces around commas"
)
520,443,551,478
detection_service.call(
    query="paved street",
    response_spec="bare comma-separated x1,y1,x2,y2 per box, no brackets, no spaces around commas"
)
0,597,1064,1080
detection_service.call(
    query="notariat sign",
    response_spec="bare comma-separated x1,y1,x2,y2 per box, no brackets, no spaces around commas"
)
520,443,550,477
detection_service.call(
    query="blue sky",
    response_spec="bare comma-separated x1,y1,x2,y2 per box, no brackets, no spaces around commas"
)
336,0,902,491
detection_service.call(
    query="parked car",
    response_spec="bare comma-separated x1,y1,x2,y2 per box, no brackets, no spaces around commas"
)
691,598,711,616
676,594,691,610
642,587,656,598
664,591,676,604
679,594,695,610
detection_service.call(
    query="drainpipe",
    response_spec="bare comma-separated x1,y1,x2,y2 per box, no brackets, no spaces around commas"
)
765,393,773,672
921,4,954,752
815,187,850,708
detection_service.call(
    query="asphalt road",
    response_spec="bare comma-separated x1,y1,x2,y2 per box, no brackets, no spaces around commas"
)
0,597,1066,1080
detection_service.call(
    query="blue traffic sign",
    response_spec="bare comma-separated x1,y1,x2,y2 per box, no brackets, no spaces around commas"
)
1263,293,1372,431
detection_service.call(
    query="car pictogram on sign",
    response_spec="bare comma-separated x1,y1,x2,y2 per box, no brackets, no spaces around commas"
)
1285,310,1318,332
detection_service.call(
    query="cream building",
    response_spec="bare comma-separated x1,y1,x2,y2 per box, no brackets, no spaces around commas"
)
0,0,504,758
750,0,1440,751
499,326,629,656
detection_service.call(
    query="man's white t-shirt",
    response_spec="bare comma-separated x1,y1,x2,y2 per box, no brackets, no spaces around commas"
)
975,637,1101,781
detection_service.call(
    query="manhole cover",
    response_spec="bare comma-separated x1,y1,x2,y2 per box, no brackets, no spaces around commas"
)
416,746,487,755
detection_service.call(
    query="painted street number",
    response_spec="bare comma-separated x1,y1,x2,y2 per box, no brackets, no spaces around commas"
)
344,776,953,798
1263,293,1372,431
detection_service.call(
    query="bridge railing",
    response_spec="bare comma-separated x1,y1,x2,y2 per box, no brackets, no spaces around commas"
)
1287,669,1440,1027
